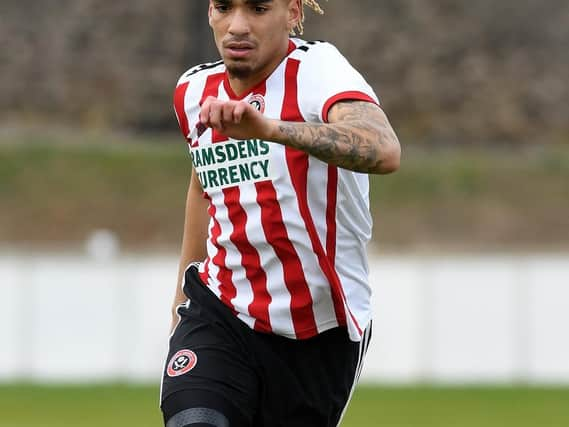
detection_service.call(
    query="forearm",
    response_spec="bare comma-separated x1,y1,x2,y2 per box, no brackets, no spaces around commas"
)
175,222,207,305
267,102,400,174
271,120,395,173
171,171,209,328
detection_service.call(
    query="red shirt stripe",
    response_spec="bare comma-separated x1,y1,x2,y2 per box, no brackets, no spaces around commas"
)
256,180,317,339
210,210,237,313
173,82,190,142
199,73,238,312
225,186,272,333
285,149,349,329
199,194,213,285
326,165,339,268
201,73,225,105
271,57,320,338
282,58,352,331
220,82,274,333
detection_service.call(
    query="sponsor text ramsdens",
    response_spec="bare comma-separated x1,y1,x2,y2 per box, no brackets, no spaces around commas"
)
191,139,272,190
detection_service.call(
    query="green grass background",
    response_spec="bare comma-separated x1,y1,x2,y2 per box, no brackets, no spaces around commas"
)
1,384,569,427
1,131,568,250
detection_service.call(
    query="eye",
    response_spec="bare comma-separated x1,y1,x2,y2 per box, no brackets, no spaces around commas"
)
214,4,230,13
254,6,268,13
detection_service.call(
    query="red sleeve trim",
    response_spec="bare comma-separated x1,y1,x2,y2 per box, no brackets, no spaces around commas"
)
321,91,380,123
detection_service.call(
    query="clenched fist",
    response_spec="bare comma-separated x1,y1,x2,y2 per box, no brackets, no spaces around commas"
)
199,96,276,141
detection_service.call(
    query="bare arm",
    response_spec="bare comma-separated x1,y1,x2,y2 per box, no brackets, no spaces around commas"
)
272,101,400,174
199,97,401,174
171,168,209,331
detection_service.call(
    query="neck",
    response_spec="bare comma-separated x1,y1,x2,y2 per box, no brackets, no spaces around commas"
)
226,73,267,99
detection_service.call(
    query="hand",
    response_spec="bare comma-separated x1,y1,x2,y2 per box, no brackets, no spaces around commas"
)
199,96,275,141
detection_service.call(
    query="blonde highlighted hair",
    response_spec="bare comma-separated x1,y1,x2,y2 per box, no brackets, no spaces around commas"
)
294,0,326,35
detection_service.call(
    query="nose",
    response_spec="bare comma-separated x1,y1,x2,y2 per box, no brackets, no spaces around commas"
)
227,8,250,36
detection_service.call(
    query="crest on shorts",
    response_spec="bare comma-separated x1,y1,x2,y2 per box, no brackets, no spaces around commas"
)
248,94,265,114
167,350,198,377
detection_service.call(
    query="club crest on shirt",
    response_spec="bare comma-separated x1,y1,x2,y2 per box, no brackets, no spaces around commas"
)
167,349,198,377
248,94,265,114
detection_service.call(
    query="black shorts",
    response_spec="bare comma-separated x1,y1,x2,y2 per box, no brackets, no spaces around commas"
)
160,264,372,427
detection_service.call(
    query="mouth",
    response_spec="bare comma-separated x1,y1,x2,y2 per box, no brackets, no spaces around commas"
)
224,41,255,59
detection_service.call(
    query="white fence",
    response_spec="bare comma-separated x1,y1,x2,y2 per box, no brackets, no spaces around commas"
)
1,251,568,384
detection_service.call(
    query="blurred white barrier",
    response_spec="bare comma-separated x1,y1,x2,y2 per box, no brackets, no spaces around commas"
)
0,251,568,384
366,255,569,384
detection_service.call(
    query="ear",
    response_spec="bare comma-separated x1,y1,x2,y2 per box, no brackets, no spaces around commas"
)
208,0,214,27
287,0,302,33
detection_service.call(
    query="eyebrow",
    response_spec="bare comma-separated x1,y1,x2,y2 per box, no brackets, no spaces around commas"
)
214,0,274,4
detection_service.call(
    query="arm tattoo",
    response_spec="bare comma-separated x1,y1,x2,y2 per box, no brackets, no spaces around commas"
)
276,101,399,174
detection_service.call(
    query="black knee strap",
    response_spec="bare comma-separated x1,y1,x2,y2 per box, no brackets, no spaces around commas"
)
166,407,230,427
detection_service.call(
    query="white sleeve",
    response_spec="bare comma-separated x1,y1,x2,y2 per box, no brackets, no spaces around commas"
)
295,42,380,123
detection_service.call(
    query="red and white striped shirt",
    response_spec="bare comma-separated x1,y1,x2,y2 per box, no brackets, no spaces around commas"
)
174,39,378,342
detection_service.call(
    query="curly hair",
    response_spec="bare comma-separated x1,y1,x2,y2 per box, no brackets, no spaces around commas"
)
294,0,326,35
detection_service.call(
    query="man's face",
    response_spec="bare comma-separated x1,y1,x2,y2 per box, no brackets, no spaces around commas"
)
209,0,299,80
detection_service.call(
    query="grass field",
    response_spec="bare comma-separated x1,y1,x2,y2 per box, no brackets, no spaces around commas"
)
1,384,569,427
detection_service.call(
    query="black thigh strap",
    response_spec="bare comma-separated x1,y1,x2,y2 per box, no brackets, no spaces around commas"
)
166,408,230,427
